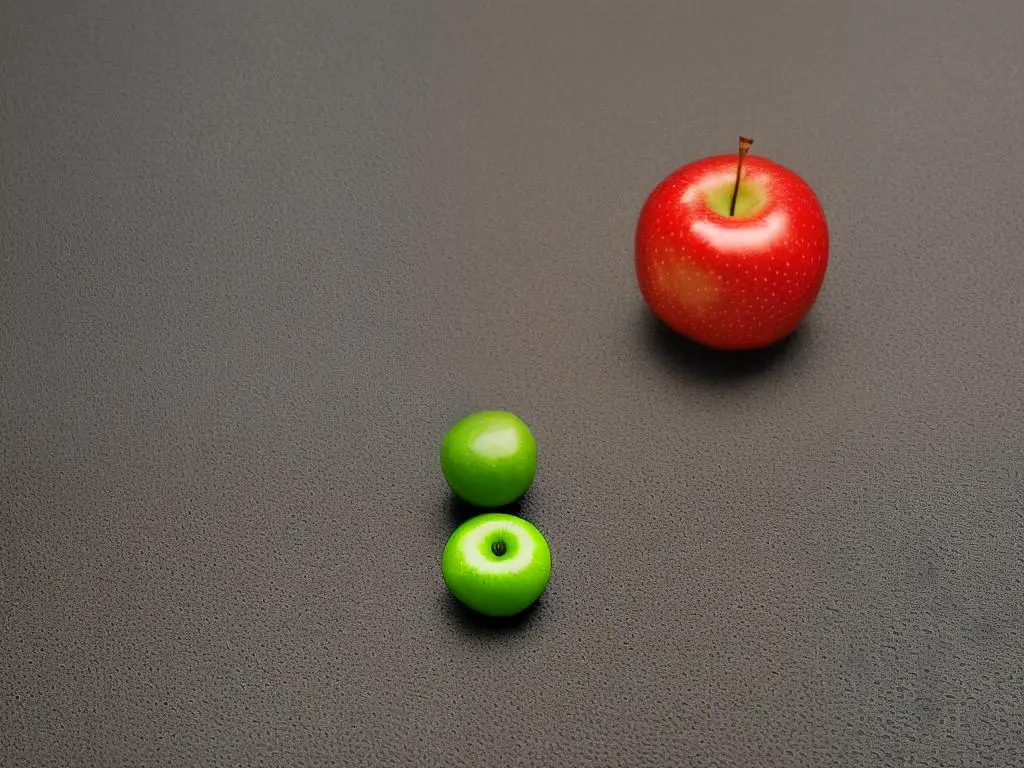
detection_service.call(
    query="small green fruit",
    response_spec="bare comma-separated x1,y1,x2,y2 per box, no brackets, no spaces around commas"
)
440,410,536,508
441,513,552,617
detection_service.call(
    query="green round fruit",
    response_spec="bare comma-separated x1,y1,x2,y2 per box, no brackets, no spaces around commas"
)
440,410,537,508
442,513,552,616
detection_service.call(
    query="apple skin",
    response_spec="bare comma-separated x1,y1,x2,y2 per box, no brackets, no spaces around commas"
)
635,153,829,351
440,410,537,508
441,513,551,617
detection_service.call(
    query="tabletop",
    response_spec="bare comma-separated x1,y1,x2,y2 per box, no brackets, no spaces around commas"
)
2,1,1023,766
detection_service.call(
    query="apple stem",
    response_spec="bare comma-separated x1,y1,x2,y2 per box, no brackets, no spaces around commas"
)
729,136,754,216
491,540,507,557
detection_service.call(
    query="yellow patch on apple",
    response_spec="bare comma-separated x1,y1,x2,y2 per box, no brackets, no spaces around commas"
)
653,257,721,315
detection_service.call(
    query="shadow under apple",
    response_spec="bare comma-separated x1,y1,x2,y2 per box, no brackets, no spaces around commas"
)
442,593,542,636
640,306,808,383
446,493,530,525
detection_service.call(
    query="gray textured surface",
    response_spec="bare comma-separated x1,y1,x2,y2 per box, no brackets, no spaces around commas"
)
2,1,1023,765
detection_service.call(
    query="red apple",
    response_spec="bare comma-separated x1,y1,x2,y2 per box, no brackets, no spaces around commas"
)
635,142,829,351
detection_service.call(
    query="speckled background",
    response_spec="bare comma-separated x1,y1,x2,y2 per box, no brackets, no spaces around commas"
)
2,1,1022,766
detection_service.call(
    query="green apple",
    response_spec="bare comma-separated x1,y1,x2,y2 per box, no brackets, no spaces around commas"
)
440,410,536,508
441,513,551,617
